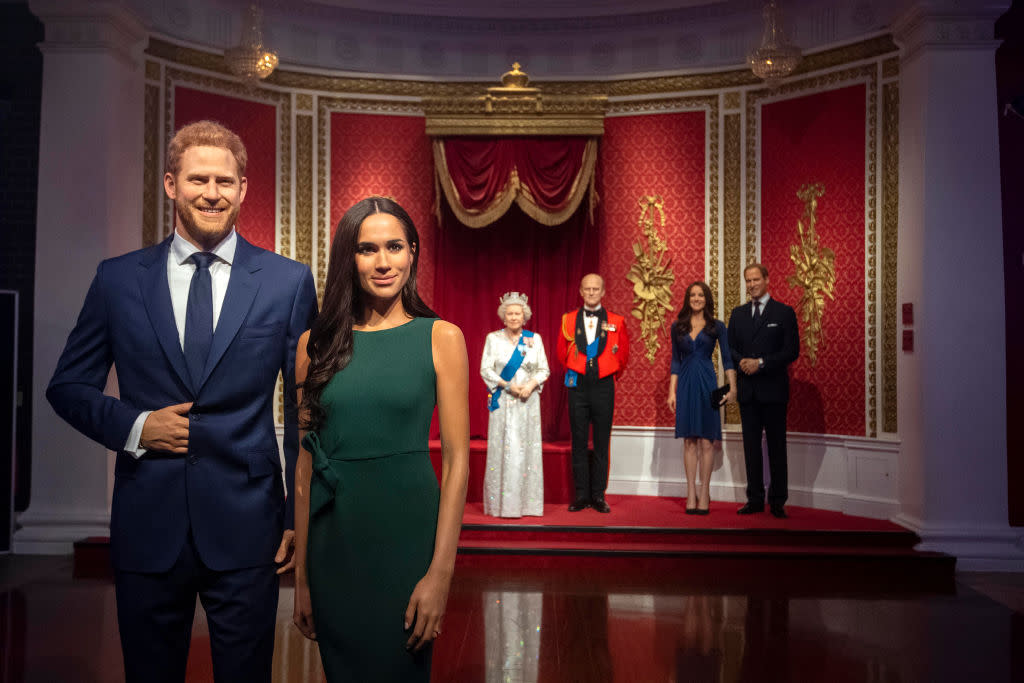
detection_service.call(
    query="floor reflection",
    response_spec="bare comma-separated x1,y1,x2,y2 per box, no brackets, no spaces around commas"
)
484,591,542,682
1,557,1022,683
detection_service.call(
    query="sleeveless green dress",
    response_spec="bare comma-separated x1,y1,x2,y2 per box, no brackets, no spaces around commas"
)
303,317,439,682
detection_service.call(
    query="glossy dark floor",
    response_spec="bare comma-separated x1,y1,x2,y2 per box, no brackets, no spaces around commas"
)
2,554,1023,682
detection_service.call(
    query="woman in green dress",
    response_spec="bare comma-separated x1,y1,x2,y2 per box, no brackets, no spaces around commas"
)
291,197,470,682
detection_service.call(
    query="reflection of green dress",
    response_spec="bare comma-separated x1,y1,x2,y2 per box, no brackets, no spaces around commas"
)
303,317,439,682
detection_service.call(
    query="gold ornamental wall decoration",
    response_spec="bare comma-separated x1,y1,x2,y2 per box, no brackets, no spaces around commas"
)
626,195,676,364
786,183,835,366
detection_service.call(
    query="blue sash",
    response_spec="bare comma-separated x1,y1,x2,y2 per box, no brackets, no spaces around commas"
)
488,330,535,412
564,336,600,388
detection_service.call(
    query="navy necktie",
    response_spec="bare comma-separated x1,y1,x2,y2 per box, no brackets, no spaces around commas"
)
753,299,762,322
184,252,217,391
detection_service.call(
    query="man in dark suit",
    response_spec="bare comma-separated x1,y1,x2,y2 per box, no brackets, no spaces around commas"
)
557,273,630,513
727,263,799,518
47,121,317,682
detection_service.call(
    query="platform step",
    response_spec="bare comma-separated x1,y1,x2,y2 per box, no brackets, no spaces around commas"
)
454,544,956,593
460,523,920,548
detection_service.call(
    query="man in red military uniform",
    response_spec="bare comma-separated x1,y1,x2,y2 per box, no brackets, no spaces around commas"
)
557,273,629,513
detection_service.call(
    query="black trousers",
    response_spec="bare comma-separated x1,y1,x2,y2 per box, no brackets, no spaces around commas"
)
114,530,279,683
568,374,615,500
739,400,789,507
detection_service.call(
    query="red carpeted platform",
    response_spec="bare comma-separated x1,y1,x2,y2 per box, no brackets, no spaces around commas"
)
73,491,955,590
462,495,906,531
454,495,956,590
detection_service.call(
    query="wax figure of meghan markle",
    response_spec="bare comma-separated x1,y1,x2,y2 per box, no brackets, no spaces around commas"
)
557,273,630,513
292,197,470,682
666,281,737,515
480,291,551,517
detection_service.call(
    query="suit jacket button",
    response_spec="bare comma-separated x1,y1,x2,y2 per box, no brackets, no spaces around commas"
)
192,414,201,422
188,455,199,465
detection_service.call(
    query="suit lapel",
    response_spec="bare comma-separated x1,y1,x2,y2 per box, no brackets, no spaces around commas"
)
596,307,608,356
574,308,587,352
198,234,262,390
138,237,193,393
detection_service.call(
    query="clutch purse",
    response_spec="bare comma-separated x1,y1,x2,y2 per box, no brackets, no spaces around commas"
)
709,384,730,410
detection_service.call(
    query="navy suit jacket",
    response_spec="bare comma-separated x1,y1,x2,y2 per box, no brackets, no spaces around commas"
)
727,297,799,404
47,234,318,573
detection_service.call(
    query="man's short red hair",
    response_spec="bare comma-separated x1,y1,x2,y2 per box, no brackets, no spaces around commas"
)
166,120,247,177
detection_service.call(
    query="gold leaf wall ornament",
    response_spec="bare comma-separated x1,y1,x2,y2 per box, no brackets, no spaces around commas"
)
786,183,835,366
626,196,676,364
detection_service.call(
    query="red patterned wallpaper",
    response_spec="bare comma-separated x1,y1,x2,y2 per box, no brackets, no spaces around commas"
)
597,111,708,427
329,113,437,304
761,84,867,436
173,88,277,252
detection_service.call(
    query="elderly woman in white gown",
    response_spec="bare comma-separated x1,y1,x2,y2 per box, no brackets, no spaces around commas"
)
480,292,550,517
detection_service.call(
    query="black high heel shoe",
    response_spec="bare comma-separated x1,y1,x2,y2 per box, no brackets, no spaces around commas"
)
695,491,710,515
685,494,698,515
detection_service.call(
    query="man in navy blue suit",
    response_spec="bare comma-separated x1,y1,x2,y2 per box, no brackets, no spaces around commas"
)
727,263,799,519
47,121,317,682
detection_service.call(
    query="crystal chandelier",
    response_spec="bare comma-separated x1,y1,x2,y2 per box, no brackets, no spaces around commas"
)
224,4,279,84
747,1,802,87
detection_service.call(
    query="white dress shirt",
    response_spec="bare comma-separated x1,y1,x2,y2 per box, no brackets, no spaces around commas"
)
123,229,237,456
752,293,771,317
583,305,602,345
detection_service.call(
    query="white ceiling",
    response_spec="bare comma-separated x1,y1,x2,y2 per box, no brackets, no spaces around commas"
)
304,0,728,20
126,0,902,78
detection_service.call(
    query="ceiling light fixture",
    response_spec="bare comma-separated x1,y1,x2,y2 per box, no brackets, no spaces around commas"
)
224,4,279,85
748,1,802,87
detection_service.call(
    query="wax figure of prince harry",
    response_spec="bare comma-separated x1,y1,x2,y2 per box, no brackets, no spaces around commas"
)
558,273,630,513
47,121,318,683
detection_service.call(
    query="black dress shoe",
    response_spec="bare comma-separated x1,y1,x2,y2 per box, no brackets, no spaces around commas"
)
736,503,764,515
770,505,788,519
568,498,590,512
591,498,611,513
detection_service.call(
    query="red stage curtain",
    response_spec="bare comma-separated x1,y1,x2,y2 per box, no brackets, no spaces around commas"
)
434,137,598,228
430,201,599,441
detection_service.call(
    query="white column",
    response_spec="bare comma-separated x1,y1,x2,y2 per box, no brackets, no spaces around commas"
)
893,0,1024,569
16,1,147,553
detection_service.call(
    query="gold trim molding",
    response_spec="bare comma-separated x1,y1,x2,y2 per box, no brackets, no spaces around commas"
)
723,111,742,425
146,35,896,99
423,64,606,136
295,115,314,267
143,84,160,247
882,80,899,433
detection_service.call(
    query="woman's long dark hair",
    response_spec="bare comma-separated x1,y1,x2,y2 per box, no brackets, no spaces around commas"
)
301,196,436,431
672,281,718,342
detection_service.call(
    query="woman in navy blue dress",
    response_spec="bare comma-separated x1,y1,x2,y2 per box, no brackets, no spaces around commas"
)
667,282,736,514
